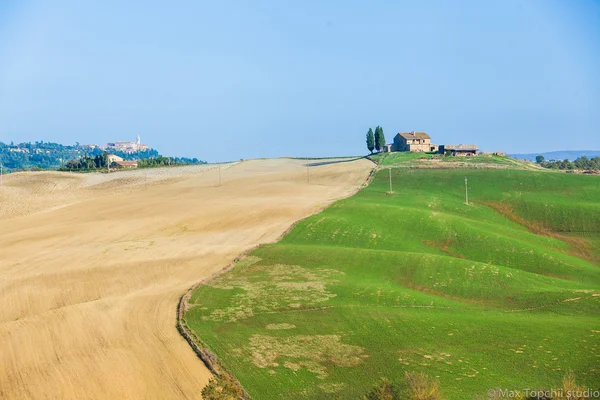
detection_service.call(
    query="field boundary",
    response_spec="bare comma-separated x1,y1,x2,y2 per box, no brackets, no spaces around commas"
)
177,248,256,399
176,161,377,398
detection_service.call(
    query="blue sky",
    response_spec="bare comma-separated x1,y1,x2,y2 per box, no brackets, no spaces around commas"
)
0,1,598,162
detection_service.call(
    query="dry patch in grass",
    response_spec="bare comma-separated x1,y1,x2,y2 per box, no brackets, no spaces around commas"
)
398,350,455,368
483,201,597,262
249,334,368,379
422,238,465,259
265,323,296,330
205,260,343,322
318,382,346,393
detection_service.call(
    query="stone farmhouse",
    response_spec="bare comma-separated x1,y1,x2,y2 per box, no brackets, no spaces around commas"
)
392,131,439,153
112,160,138,168
385,131,477,156
107,154,138,169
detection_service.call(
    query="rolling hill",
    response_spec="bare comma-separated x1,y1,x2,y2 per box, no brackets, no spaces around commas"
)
184,159,600,399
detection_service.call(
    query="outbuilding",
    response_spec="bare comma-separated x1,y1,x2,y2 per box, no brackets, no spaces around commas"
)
439,144,479,156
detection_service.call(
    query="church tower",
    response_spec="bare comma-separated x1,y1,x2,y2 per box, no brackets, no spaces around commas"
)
136,134,141,145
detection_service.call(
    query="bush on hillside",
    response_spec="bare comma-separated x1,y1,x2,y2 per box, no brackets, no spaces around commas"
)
485,372,592,400
201,373,246,400
557,371,588,399
363,373,441,400
405,372,442,400
363,378,400,400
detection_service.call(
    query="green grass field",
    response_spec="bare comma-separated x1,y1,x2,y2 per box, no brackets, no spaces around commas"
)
372,152,516,167
185,165,600,399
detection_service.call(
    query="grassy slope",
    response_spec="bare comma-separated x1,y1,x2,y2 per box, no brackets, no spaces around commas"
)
185,163,600,399
373,152,516,166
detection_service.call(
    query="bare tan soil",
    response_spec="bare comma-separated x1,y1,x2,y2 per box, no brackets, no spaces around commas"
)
0,158,372,399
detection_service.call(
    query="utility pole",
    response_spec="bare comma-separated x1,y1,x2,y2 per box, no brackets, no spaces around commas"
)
465,176,469,205
388,167,393,193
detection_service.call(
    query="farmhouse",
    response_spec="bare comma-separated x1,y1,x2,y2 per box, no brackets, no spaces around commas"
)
385,131,477,156
107,154,138,168
107,154,124,163
392,132,439,153
439,144,479,156
111,160,138,169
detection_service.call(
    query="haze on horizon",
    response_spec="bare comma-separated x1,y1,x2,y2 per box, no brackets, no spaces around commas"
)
0,0,599,162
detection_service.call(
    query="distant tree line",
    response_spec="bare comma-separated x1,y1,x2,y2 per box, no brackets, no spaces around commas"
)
138,156,201,168
536,155,600,170
0,141,84,170
365,126,386,154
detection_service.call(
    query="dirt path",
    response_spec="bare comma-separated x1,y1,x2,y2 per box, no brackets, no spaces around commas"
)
0,158,372,400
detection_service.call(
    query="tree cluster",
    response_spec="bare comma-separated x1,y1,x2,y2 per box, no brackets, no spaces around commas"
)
0,141,84,170
138,156,201,168
537,155,600,171
365,126,386,154
61,153,108,170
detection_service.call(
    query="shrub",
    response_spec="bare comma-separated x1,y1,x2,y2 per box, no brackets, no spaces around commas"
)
554,371,589,400
201,373,245,400
483,372,592,400
364,378,400,400
363,373,441,400
405,371,442,400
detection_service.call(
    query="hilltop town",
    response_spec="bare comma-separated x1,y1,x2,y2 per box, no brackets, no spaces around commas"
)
0,136,203,171
79,135,149,154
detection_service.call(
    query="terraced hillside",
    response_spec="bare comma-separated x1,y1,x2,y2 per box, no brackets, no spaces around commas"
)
185,166,600,399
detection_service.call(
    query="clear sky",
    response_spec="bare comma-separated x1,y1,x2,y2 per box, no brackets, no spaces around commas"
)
0,1,599,162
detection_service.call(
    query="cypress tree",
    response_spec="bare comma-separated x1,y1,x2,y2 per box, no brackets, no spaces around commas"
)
374,126,381,152
378,127,386,151
366,128,375,154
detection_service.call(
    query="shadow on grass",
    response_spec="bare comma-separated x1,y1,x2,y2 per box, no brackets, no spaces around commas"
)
306,156,369,167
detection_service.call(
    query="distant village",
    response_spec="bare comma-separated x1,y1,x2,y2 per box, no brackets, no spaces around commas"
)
80,135,149,155
4,135,149,169
5,135,147,155
82,135,149,168
0,136,202,171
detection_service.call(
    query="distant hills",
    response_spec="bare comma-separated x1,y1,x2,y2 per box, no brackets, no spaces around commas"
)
510,150,600,162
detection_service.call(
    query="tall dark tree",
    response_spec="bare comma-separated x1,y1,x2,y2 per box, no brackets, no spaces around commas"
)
374,126,381,152
535,155,545,164
366,128,375,154
377,127,386,151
